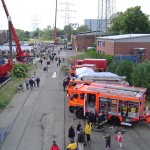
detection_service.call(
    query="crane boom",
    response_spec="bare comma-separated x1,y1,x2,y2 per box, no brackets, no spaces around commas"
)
1,0,30,61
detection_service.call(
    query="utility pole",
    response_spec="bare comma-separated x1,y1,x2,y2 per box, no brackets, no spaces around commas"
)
59,1,76,26
30,14,41,41
54,0,57,44
97,0,116,35
8,16,12,64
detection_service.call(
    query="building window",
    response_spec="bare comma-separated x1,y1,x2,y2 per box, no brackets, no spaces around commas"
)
98,41,105,47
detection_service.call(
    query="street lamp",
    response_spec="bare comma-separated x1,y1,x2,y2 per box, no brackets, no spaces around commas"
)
8,16,12,64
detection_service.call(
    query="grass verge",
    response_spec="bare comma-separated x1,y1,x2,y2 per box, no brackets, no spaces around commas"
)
0,62,34,112
0,77,24,112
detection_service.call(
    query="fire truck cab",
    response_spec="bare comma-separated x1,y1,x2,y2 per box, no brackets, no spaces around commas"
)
68,84,150,126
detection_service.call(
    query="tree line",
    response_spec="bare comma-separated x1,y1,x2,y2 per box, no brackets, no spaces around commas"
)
15,24,91,42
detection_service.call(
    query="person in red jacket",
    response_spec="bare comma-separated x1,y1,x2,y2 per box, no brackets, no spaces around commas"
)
50,141,60,150
114,131,123,148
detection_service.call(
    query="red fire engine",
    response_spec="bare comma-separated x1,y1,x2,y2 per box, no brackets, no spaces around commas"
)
68,83,150,126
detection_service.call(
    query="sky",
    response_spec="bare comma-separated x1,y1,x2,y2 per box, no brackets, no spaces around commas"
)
0,0,150,31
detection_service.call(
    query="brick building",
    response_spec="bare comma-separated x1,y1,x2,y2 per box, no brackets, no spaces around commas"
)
96,34,150,61
71,32,100,51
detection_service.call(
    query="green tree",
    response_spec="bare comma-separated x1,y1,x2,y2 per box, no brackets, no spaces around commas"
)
15,29,24,41
115,61,135,82
32,28,42,38
107,61,135,82
111,15,122,34
57,29,65,39
24,31,30,40
76,25,91,33
64,24,74,41
131,61,150,88
41,28,51,40
107,61,119,73
111,6,150,34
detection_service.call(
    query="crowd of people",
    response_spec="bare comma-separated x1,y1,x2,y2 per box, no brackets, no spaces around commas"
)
65,118,123,150
25,76,40,90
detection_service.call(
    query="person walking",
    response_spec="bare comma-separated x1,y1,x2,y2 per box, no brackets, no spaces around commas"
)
77,128,85,150
104,134,111,148
25,78,29,90
39,59,43,66
58,58,61,66
63,78,67,91
36,77,40,87
76,121,82,134
68,124,75,142
32,76,36,87
50,140,60,150
114,131,123,148
66,139,77,150
97,111,105,130
91,111,97,127
56,60,59,66
29,78,34,89
84,121,92,142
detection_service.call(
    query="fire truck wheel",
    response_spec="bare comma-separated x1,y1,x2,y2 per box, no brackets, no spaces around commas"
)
109,116,120,126
75,108,84,119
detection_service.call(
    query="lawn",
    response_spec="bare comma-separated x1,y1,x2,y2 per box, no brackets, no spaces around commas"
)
0,62,35,112
0,77,23,112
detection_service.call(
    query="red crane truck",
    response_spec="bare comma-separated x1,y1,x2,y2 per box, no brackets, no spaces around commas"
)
0,58,13,77
1,0,31,63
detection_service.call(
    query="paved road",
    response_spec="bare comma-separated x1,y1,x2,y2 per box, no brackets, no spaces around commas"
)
0,46,150,150
0,45,72,150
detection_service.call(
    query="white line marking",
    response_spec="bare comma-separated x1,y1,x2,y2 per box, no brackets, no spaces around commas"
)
52,72,57,78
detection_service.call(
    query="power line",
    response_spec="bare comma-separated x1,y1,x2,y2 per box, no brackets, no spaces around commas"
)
59,1,76,26
30,15,42,31
97,0,116,35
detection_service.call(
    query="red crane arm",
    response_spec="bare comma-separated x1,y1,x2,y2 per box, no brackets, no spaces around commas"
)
1,0,23,56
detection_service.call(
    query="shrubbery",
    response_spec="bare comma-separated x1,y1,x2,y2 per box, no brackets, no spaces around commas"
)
13,64,28,78
131,61,150,88
86,49,113,65
60,65,69,75
107,60,150,88
108,60,135,83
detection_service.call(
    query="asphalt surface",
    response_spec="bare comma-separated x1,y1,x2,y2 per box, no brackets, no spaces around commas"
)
0,46,150,150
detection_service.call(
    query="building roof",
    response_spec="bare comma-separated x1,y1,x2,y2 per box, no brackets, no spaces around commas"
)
72,31,100,36
97,34,150,40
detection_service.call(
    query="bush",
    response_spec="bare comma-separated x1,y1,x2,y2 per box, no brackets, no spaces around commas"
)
131,61,150,88
13,64,27,78
107,61,118,72
60,65,69,75
107,60,135,83
115,61,135,83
